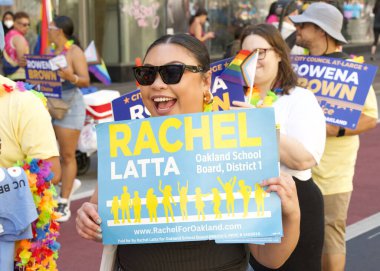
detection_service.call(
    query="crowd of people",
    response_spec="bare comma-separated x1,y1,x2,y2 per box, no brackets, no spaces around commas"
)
0,1,378,270
0,12,88,223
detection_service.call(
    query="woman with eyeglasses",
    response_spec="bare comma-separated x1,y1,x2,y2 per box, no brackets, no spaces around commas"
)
76,33,301,270
2,11,30,81
46,15,90,223
236,23,326,271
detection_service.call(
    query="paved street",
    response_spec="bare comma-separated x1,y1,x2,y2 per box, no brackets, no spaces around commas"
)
56,50,380,270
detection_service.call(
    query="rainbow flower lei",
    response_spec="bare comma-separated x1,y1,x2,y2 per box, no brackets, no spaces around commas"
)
49,39,74,55
13,158,60,271
1,82,60,269
248,86,278,107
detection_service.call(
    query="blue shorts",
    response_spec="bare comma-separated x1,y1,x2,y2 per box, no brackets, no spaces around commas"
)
52,88,85,130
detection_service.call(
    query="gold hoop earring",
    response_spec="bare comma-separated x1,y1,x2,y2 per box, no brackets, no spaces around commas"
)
203,90,213,112
203,90,213,105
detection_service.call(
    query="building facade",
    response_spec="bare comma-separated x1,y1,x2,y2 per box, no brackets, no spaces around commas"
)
1,0,377,82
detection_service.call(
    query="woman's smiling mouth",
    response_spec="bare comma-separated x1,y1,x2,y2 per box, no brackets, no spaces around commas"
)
153,96,177,114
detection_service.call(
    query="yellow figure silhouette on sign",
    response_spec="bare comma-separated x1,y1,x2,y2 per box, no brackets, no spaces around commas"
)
177,181,189,220
211,188,222,219
238,180,252,217
132,191,142,223
121,186,132,223
111,196,120,224
146,188,158,222
194,187,209,221
254,183,266,217
159,180,176,223
217,176,236,216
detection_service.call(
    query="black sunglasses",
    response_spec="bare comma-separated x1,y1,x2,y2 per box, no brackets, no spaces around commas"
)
17,22,30,27
133,64,205,86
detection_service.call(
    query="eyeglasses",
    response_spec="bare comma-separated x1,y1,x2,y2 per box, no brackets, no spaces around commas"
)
133,64,206,86
17,22,30,27
256,48,274,60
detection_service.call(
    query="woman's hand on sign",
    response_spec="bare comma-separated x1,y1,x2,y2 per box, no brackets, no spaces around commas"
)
230,100,255,110
57,64,74,82
261,171,299,219
76,202,103,242
19,56,27,67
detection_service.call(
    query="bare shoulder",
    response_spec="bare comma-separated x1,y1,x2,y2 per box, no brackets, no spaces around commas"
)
69,44,85,55
66,44,86,63
12,35,24,45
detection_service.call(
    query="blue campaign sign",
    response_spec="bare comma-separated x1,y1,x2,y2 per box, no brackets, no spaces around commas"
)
291,55,377,129
210,57,246,111
97,109,282,245
25,55,62,98
112,58,246,121
112,89,150,121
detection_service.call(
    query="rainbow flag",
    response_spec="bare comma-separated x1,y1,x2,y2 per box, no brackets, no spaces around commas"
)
219,50,250,86
241,51,259,89
39,0,53,55
84,40,112,85
241,50,259,103
89,59,112,85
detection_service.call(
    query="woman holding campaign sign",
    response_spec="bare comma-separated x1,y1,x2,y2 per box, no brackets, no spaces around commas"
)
236,23,326,271
76,33,301,270
46,15,90,223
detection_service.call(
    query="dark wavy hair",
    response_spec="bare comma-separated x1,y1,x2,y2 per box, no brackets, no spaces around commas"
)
189,7,208,26
2,11,14,22
144,33,210,72
53,15,81,48
240,23,298,94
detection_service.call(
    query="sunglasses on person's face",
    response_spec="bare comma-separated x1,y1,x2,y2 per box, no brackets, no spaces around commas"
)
17,21,30,27
133,64,205,86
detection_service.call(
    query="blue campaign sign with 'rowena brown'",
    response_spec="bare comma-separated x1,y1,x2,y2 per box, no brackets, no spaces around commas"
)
291,55,377,129
24,55,62,98
97,109,283,245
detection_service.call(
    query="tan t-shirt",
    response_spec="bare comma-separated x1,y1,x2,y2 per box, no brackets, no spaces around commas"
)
312,87,378,195
0,76,59,167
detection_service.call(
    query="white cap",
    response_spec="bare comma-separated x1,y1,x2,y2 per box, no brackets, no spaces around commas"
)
289,2,347,44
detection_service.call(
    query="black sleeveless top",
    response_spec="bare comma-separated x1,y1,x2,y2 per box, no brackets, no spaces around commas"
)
116,241,248,271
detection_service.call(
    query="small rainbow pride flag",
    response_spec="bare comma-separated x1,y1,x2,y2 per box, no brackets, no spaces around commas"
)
89,59,112,86
241,50,259,103
219,50,250,86
84,41,112,85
